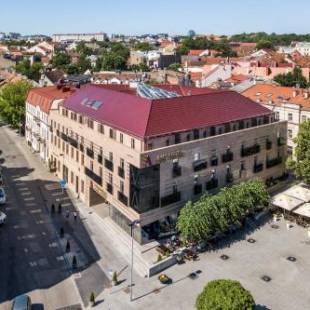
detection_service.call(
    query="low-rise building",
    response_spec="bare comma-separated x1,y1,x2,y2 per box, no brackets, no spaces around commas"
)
25,86,75,163
242,84,310,155
48,84,287,243
52,32,107,43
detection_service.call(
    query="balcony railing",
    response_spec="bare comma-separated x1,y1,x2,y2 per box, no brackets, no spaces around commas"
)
172,165,182,178
266,157,283,168
222,151,234,163
241,144,260,157
193,159,207,172
206,178,218,190
226,172,233,184
253,163,264,173
105,159,114,171
266,139,272,150
118,191,128,206
161,191,181,207
118,166,125,178
67,136,78,148
210,156,218,166
85,167,102,186
106,183,113,194
86,148,94,159
193,184,203,195
61,132,68,142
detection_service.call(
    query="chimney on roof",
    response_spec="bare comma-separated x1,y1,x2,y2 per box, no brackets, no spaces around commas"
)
292,90,297,98
304,91,309,99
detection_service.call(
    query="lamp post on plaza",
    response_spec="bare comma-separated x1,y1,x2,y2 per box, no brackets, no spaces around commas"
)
129,219,140,302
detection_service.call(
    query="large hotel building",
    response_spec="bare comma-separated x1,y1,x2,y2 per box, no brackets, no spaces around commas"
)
27,83,287,243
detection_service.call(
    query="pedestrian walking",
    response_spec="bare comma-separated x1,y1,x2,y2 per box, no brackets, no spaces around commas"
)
73,211,77,221
65,209,70,221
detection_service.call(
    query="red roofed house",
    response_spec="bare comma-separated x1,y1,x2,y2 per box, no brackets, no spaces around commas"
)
25,86,75,163
48,84,287,243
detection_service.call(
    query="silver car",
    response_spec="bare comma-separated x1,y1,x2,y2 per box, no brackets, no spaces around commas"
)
0,187,6,204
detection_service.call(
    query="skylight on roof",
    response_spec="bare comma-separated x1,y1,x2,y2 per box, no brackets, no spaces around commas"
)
80,97,103,110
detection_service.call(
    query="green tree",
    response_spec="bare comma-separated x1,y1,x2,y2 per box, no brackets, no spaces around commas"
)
15,59,43,82
288,119,310,184
76,55,92,73
0,81,32,128
168,63,181,71
176,179,269,242
256,39,274,50
51,52,71,69
196,279,255,310
274,67,308,88
134,42,154,51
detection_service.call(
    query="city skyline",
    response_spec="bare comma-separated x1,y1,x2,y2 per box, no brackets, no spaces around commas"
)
1,0,310,36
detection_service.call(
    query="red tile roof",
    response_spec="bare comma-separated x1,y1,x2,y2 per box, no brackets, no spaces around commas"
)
188,50,205,56
27,86,75,114
155,84,215,96
63,84,272,139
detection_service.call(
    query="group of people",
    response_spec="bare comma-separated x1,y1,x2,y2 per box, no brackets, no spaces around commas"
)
51,203,78,221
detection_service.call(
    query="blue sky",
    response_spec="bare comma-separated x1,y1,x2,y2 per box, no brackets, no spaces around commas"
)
1,0,310,36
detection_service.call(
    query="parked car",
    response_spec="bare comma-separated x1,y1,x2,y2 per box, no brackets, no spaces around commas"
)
0,212,6,224
11,294,32,310
0,187,6,204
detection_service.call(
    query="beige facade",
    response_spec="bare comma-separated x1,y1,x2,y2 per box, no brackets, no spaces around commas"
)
49,100,287,243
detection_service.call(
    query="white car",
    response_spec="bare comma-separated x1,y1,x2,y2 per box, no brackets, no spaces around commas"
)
0,187,6,204
0,211,6,224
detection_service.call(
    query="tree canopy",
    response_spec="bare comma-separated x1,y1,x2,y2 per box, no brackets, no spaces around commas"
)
287,119,310,184
256,39,274,50
15,59,43,82
0,81,32,128
229,32,310,46
134,42,154,51
196,279,255,310
274,67,308,88
178,37,236,57
176,179,269,242
51,52,71,70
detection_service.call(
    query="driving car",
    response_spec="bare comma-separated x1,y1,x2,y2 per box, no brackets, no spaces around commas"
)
11,294,31,310
0,187,6,204
0,211,6,224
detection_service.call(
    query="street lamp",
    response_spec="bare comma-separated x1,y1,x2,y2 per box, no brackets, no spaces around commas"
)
129,219,140,302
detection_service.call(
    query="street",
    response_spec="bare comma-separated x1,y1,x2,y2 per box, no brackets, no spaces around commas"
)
0,126,109,309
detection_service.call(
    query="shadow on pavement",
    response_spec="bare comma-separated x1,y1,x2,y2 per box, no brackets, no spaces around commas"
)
0,165,108,307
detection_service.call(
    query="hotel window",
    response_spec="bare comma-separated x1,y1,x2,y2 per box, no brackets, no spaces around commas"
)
275,112,280,120
288,129,293,139
203,130,207,138
71,171,74,184
76,150,79,162
78,115,83,124
71,147,74,158
120,180,124,193
58,138,60,149
288,113,293,121
99,167,103,177
120,133,123,143
109,152,113,161
120,158,124,169
108,173,113,184
98,123,104,134
302,115,307,122
147,143,153,150
166,139,170,146
90,160,94,171
81,180,84,193
66,144,69,155
131,138,135,149
81,154,84,166
87,118,94,129
186,133,191,141
110,128,116,139
193,129,200,140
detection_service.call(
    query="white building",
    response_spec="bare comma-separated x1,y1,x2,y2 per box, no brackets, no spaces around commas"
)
52,32,107,43
25,86,75,163
295,42,310,56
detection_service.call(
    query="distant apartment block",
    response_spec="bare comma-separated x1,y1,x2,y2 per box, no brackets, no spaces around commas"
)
52,32,107,42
